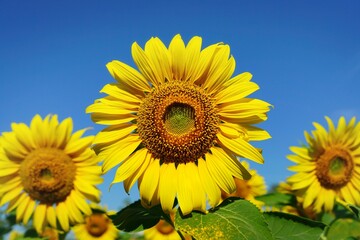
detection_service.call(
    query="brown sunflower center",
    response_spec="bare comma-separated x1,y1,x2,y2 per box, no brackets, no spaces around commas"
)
85,214,109,237
316,148,353,189
155,220,175,235
137,82,219,164
19,148,76,204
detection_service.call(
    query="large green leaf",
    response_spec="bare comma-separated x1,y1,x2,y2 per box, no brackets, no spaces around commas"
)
256,193,296,208
175,198,273,240
263,211,326,240
109,200,171,232
325,218,360,239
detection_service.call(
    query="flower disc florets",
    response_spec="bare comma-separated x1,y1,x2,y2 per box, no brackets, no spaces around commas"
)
137,81,219,164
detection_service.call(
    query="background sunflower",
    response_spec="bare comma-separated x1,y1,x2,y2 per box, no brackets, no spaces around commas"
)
287,116,360,213
0,115,103,233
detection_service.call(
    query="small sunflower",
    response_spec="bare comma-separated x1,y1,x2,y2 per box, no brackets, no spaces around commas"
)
87,34,271,214
0,115,103,233
287,116,360,213
73,205,119,240
144,218,181,240
221,161,267,207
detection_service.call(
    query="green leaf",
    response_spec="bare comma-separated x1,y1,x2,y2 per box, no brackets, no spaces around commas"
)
325,218,360,239
109,200,170,232
175,197,273,240
256,193,296,208
263,211,326,240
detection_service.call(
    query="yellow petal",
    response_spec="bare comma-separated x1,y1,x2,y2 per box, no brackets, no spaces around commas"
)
65,195,83,223
186,162,206,212
93,123,137,145
217,133,264,164
74,179,100,203
139,159,160,206
205,152,235,194
70,191,92,216
100,135,142,173
131,42,162,87
169,34,186,80
64,136,93,156
6,193,27,213
56,202,70,232
55,117,73,149
100,83,142,103
11,123,36,151
0,186,22,207
144,37,172,83
184,36,202,81
198,158,221,208
16,195,30,222
47,206,57,228
216,81,259,104
22,198,35,224
289,146,312,160
33,203,47,233
111,148,147,185
107,60,151,93
211,147,251,180
89,112,135,126
123,150,152,193
177,163,193,215
159,163,178,212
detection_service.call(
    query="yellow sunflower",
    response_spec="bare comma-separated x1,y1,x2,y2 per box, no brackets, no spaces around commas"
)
73,205,119,240
287,116,360,213
144,219,181,240
221,160,267,207
0,115,103,233
87,34,271,215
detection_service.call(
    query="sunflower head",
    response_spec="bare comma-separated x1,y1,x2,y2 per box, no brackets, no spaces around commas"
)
287,116,360,213
73,205,119,240
0,115,103,233
87,34,271,215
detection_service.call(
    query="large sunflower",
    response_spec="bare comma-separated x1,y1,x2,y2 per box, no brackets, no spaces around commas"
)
287,116,360,213
0,115,103,233
87,34,271,214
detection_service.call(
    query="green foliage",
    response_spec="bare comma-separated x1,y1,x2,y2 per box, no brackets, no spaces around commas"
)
110,200,172,232
263,211,325,240
256,192,296,208
175,198,273,240
324,218,360,239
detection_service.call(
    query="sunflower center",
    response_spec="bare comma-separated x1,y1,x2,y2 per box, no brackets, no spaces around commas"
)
19,148,76,204
85,214,109,237
137,82,219,164
316,148,353,189
164,103,195,135
156,220,175,235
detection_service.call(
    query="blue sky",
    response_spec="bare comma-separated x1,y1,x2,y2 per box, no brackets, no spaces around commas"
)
1,0,359,211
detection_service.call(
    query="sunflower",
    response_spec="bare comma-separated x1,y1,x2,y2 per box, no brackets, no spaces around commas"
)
73,205,119,240
221,160,267,208
0,115,103,233
144,219,181,240
87,34,271,215
287,116,360,213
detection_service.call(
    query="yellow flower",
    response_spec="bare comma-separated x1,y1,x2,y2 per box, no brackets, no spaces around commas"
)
0,115,103,233
144,217,181,240
287,116,360,213
221,161,267,207
73,206,119,240
87,34,271,215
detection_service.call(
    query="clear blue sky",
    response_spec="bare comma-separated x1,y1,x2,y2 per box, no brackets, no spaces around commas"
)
1,0,359,211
